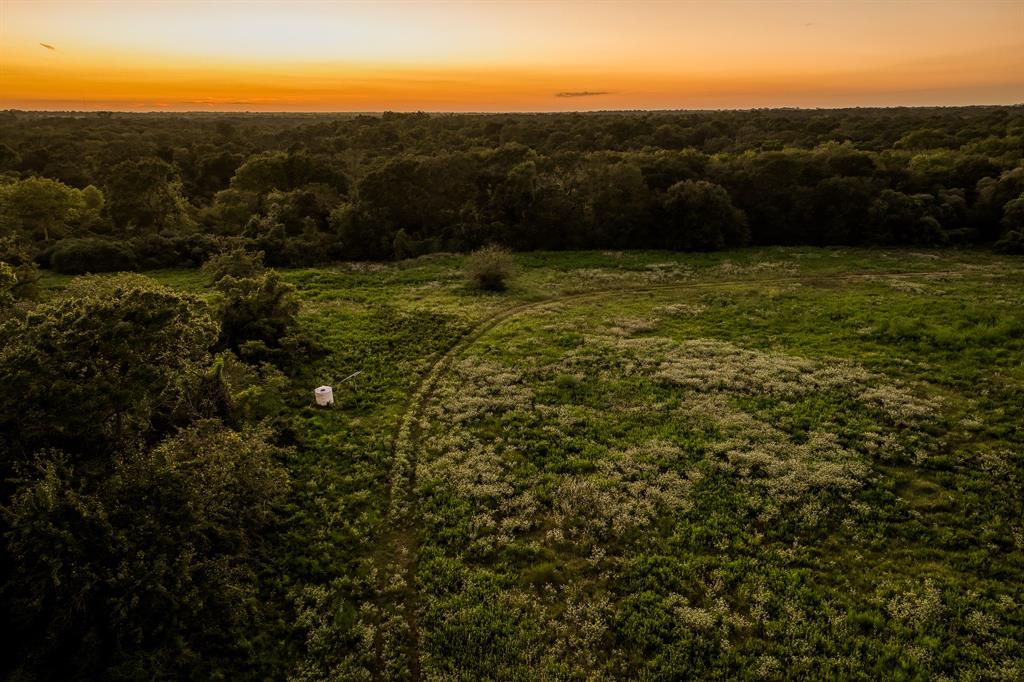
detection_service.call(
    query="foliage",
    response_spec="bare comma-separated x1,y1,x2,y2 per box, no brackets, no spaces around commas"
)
866,189,947,245
1,108,1023,268
4,422,288,680
466,244,516,291
0,235,40,298
104,157,195,233
0,274,218,462
0,262,16,307
50,236,138,274
214,269,300,356
0,175,103,242
0,264,303,679
202,245,266,282
994,230,1024,254
662,179,749,250
999,192,1024,235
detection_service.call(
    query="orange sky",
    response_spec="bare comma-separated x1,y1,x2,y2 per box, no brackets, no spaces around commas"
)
1,0,1022,111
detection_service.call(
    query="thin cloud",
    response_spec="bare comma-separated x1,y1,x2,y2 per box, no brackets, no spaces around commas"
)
39,42,56,50
555,91,608,98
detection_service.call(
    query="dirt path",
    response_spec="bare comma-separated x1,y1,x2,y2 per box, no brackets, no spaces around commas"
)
376,268,958,680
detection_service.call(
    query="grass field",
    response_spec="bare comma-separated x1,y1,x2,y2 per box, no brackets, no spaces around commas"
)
74,248,1023,679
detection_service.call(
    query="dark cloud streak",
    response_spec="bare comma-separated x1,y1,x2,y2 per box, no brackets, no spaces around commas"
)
39,42,56,50
555,91,608,98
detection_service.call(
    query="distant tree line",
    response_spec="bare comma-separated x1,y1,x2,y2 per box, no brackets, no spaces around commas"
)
1,107,1023,273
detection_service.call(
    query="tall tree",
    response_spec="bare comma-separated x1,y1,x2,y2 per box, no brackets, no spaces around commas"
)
105,157,195,233
0,176,102,243
662,180,749,251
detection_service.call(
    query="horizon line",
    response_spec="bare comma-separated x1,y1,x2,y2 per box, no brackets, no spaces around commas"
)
4,103,1023,115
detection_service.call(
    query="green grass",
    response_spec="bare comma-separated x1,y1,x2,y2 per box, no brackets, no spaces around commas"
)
41,247,1024,679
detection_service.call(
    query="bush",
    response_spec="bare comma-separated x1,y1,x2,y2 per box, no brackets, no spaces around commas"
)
50,238,137,274
994,230,1024,254
0,263,16,307
215,270,300,354
129,234,181,269
172,233,228,267
0,235,40,298
202,247,265,283
466,245,515,291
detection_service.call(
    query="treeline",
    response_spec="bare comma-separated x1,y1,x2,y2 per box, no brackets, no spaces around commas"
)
1,107,1023,273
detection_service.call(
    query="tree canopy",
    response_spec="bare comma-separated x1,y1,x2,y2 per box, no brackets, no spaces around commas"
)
1,108,1022,268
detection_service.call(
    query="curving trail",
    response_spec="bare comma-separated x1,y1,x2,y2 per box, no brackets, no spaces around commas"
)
375,268,956,680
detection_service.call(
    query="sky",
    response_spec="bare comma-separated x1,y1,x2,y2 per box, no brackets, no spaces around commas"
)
1,0,1022,112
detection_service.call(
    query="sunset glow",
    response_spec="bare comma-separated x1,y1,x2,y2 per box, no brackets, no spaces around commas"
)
2,0,1022,111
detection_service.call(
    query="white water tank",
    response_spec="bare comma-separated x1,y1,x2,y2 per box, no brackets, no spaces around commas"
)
314,385,334,406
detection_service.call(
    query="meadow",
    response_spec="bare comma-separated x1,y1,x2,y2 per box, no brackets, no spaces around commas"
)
97,247,1020,679
20,248,1022,679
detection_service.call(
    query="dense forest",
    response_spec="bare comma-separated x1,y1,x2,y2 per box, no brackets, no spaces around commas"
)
1,107,1024,274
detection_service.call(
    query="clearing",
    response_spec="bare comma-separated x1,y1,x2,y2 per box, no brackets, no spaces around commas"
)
138,248,1022,679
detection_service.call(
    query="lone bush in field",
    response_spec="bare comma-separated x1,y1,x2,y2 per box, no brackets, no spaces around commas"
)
467,245,515,291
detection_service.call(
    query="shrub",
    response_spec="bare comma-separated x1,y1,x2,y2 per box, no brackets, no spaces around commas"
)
0,235,40,298
466,245,515,291
994,230,1024,254
202,247,265,283
129,234,181,269
0,263,15,307
50,238,137,274
172,233,227,267
215,270,299,354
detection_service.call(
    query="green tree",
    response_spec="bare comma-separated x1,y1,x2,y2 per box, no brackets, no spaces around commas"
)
662,180,749,251
231,150,348,195
0,262,16,308
805,176,876,244
214,270,300,357
0,176,101,243
1000,193,1024,233
392,227,415,260
105,157,195,233
975,166,1024,241
205,187,261,234
573,160,652,248
4,422,288,680
49,237,138,274
865,190,946,245
0,274,218,462
0,142,21,171
994,193,1024,253
328,201,394,260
